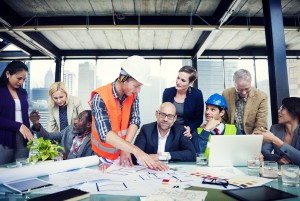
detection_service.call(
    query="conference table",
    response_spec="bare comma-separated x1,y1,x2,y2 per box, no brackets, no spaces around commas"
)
0,160,299,201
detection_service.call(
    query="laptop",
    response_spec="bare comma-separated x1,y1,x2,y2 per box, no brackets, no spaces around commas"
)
208,135,263,167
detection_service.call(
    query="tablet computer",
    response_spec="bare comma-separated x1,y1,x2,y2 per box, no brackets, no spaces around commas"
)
223,185,297,201
3,178,53,193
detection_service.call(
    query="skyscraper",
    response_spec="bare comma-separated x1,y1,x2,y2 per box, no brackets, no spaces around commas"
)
78,62,95,109
44,67,54,88
63,70,76,96
287,59,300,97
24,61,31,102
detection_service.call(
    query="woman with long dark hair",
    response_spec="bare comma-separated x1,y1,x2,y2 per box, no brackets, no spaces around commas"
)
261,97,300,165
0,61,33,165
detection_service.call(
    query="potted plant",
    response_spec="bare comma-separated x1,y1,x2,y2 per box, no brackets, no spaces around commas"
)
27,137,64,163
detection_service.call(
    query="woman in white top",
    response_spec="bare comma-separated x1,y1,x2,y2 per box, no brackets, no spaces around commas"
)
47,82,83,132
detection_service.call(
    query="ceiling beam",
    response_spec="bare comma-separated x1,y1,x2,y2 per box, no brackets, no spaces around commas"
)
2,49,299,60
192,31,212,58
23,32,61,59
0,39,10,51
192,0,236,59
0,0,296,28
0,15,297,31
0,1,58,59
202,49,300,57
0,50,44,60
0,32,34,55
61,50,192,57
219,0,243,28
203,49,267,56
0,1,23,25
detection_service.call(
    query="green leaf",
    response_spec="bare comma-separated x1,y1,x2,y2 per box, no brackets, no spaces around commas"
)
27,137,64,162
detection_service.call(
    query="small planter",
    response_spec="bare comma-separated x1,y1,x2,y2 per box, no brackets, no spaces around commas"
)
27,137,64,163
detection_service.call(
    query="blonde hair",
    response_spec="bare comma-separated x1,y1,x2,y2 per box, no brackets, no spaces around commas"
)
48,82,69,107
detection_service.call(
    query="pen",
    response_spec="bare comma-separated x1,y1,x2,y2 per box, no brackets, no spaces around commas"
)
228,183,242,188
123,182,127,188
96,183,99,192
172,175,182,182
136,167,146,172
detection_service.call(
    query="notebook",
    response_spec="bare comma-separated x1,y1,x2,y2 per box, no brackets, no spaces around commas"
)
208,135,263,167
28,188,90,201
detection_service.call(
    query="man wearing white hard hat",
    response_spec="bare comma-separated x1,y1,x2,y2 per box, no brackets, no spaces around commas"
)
89,55,156,169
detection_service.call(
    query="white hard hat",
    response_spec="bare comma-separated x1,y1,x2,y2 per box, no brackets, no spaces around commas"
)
121,55,151,85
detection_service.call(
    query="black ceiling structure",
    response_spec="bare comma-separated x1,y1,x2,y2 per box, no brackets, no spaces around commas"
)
0,0,299,60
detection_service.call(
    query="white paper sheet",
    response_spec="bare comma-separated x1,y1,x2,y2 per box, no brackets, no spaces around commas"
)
0,156,99,183
48,168,102,187
140,188,207,201
78,164,272,196
79,180,163,196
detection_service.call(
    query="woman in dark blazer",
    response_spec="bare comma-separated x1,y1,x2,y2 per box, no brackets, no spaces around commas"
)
0,61,34,165
162,66,204,152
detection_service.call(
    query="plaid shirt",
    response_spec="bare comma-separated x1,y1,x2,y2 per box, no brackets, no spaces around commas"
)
91,81,140,142
234,93,247,131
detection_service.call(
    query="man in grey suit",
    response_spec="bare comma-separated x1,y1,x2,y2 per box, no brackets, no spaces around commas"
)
222,69,268,134
133,102,196,165
29,110,93,159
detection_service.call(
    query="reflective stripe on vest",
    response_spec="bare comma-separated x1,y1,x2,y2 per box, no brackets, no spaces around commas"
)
92,122,127,138
197,124,237,159
89,83,135,160
91,134,119,154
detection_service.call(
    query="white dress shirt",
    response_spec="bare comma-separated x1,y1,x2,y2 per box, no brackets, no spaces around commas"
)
157,126,171,160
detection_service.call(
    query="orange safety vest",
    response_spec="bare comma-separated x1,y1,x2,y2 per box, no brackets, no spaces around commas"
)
89,83,135,160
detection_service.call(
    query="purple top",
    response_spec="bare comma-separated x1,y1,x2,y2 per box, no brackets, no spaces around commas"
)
0,86,30,148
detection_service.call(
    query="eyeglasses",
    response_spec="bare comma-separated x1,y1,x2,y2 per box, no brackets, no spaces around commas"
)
235,87,251,94
279,105,286,111
157,111,176,120
202,177,229,188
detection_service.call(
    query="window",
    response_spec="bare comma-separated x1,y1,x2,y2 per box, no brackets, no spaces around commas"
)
197,58,271,127
287,59,300,97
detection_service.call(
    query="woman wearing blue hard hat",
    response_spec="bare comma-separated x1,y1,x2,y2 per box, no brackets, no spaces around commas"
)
196,93,243,158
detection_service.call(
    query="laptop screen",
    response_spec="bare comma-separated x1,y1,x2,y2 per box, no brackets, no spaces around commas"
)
208,135,263,167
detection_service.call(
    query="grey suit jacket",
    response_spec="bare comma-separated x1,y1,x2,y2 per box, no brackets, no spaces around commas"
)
222,87,268,134
262,124,300,166
33,125,93,159
47,96,83,132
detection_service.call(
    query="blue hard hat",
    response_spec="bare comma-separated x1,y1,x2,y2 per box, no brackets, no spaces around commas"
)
205,93,228,111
